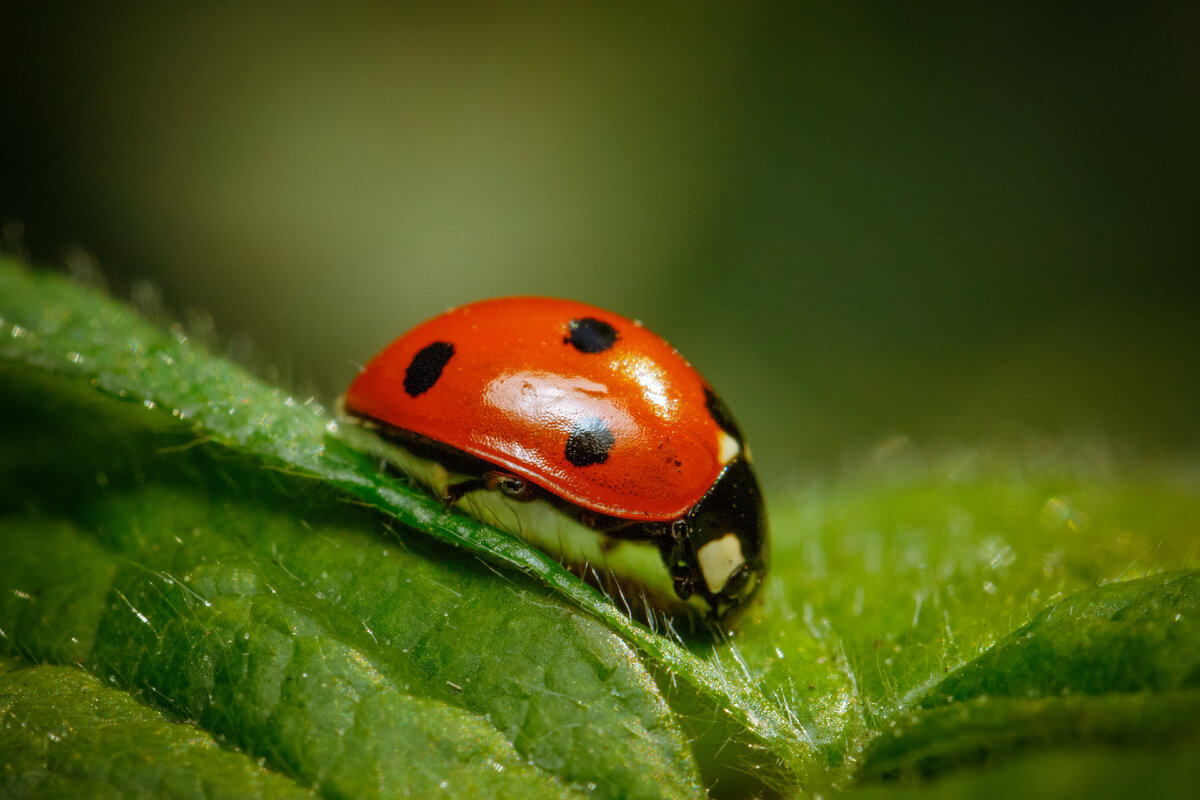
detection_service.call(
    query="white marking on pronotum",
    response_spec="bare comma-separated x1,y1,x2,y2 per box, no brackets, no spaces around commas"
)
717,431,740,465
696,533,746,594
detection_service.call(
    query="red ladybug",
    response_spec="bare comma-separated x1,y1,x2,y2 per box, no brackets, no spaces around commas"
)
343,297,767,623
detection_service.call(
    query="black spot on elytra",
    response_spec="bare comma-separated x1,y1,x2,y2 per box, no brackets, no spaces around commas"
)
564,317,618,354
404,341,455,397
703,386,743,441
564,417,615,467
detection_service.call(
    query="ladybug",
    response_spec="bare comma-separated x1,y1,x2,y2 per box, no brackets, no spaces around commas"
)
342,297,767,624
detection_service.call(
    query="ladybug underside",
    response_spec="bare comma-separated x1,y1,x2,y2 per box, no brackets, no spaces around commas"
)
350,420,765,625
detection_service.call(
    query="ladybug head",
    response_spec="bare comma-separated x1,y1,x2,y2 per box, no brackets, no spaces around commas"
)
670,457,768,623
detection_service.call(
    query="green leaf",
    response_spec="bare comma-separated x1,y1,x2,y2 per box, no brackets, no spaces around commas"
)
925,571,1200,702
859,572,1200,782
0,512,630,799
845,737,1200,800
0,658,317,799
2,255,1198,798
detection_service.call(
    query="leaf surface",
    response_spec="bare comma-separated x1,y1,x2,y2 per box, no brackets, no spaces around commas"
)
2,257,1198,798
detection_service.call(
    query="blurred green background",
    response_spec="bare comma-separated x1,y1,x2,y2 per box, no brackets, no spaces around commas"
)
3,3,1197,479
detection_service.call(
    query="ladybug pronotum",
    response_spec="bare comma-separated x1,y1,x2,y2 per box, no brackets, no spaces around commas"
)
342,297,768,624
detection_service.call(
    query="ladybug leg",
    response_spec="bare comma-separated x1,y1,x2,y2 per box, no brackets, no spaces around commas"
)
443,479,486,505
665,520,697,601
483,470,538,501
445,471,537,505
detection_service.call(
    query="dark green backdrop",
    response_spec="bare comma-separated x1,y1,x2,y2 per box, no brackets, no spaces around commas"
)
3,3,1197,477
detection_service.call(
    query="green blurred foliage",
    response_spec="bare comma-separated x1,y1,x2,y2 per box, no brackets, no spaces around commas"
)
2,3,1198,476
